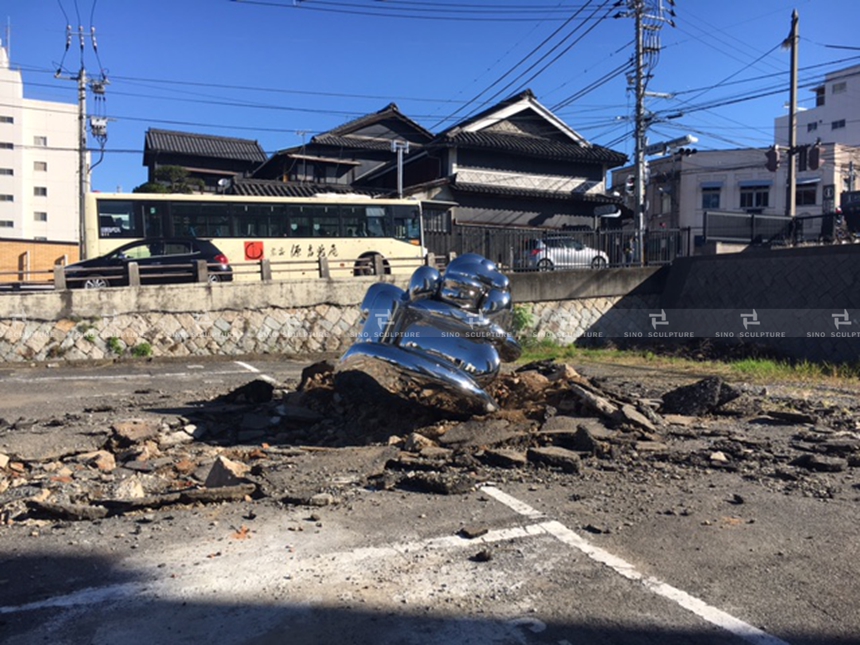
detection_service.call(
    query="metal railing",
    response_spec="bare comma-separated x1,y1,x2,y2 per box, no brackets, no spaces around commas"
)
425,226,690,271
703,210,793,244
2,232,694,293
0,254,438,292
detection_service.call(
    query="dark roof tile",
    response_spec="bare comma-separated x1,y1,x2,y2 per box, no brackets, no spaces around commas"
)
145,129,268,163
434,131,627,165
450,178,621,204
229,178,382,198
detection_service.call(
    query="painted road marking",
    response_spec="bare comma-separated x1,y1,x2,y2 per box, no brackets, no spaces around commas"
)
481,485,791,645
0,476,789,645
234,360,279,385
0,369,252,383
0,522,552,615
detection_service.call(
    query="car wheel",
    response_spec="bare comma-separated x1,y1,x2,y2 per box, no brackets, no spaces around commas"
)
591,256,608,269
83,275,110,289
537,259,554,272
207,274,222,284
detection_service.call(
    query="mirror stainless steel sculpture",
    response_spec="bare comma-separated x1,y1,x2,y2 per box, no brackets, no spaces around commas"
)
336,254,522,414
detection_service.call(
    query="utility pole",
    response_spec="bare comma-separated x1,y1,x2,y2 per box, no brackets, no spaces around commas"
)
617,0,675,266
785,10,799,223
392,140,409,198
56,23,108,259
54,25,109,260
633,5,645,265
77,66,87,258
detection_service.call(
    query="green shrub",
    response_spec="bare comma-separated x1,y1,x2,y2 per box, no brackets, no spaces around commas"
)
131,342,153,358
107,336,124,356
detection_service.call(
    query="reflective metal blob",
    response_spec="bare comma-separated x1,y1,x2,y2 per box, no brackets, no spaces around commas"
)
336,254,522,414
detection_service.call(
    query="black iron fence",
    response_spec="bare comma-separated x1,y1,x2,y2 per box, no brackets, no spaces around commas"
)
424,226,691,271
702,210,858,246
703,210,794,245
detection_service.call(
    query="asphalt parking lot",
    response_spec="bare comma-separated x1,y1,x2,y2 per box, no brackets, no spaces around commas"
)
1,357,858,644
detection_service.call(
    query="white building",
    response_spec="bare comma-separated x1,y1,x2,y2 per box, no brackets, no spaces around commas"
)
612,63,860,249
0,40,82,243
775,64,860,148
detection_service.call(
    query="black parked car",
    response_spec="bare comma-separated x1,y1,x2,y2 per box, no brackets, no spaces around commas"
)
65,238,233,289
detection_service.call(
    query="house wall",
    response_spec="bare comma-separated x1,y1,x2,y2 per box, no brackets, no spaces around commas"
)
460,149,603,181
0,239,79,283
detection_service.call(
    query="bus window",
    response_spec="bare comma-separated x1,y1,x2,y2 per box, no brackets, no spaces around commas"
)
366,207,389,237
234,203,287,236
172,202,231,237
288,205,339,237
142,203,168,238
98,200,137,238
392,205,421,242
341,206,368,237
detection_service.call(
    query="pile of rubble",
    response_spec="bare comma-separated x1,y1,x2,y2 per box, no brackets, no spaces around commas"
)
2,361,859,525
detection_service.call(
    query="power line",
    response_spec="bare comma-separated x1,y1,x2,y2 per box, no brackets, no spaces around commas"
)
231,0,606,22
468,0,617,114
428,0,606,130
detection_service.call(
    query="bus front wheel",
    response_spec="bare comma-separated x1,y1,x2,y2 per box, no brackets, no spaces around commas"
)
354,253,390,276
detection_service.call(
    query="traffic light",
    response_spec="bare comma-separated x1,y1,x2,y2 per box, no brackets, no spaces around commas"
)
808,141,821,170
676,147,697,157
797,145,808,171
765,145,780,172
625,175,635,196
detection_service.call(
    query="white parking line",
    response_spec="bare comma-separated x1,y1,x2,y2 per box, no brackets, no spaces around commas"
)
234,360,279,385
481,485,791,645
0,369,251,383
0,522,552,615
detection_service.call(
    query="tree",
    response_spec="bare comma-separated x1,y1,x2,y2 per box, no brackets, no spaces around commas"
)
133,165,206,193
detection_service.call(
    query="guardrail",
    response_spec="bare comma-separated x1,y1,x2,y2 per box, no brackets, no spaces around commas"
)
0,253,451,292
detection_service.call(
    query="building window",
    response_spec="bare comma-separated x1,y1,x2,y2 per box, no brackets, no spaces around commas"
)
702,187,721,209
0,168,12,176
833,81,847,94
0,194,13,202
0,116,12,124
796,185,817,206
34,187,48,197
832,119,846,130
740,186,769,209
0,142,13,149
34,161,47,172
34,211,48,222
0,220,12,228
33,136,48,147
807,122,818,133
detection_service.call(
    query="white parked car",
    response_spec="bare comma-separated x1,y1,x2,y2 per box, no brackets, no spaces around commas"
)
520,237,609,270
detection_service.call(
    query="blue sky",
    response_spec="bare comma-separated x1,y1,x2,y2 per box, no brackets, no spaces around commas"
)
2,0,858,192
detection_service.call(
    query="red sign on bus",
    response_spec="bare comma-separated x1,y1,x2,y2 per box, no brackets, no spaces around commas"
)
244,241,264,261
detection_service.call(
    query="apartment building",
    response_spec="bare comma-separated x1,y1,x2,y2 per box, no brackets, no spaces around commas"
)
775,63,860,148
0,40,81,243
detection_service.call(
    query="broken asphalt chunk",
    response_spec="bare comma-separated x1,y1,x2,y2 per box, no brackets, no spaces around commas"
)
204,455,251,488
660,377,741,416
527,446,582,474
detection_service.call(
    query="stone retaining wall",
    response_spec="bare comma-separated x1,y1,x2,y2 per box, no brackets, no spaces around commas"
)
2,247,858,365
0,270,662,363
